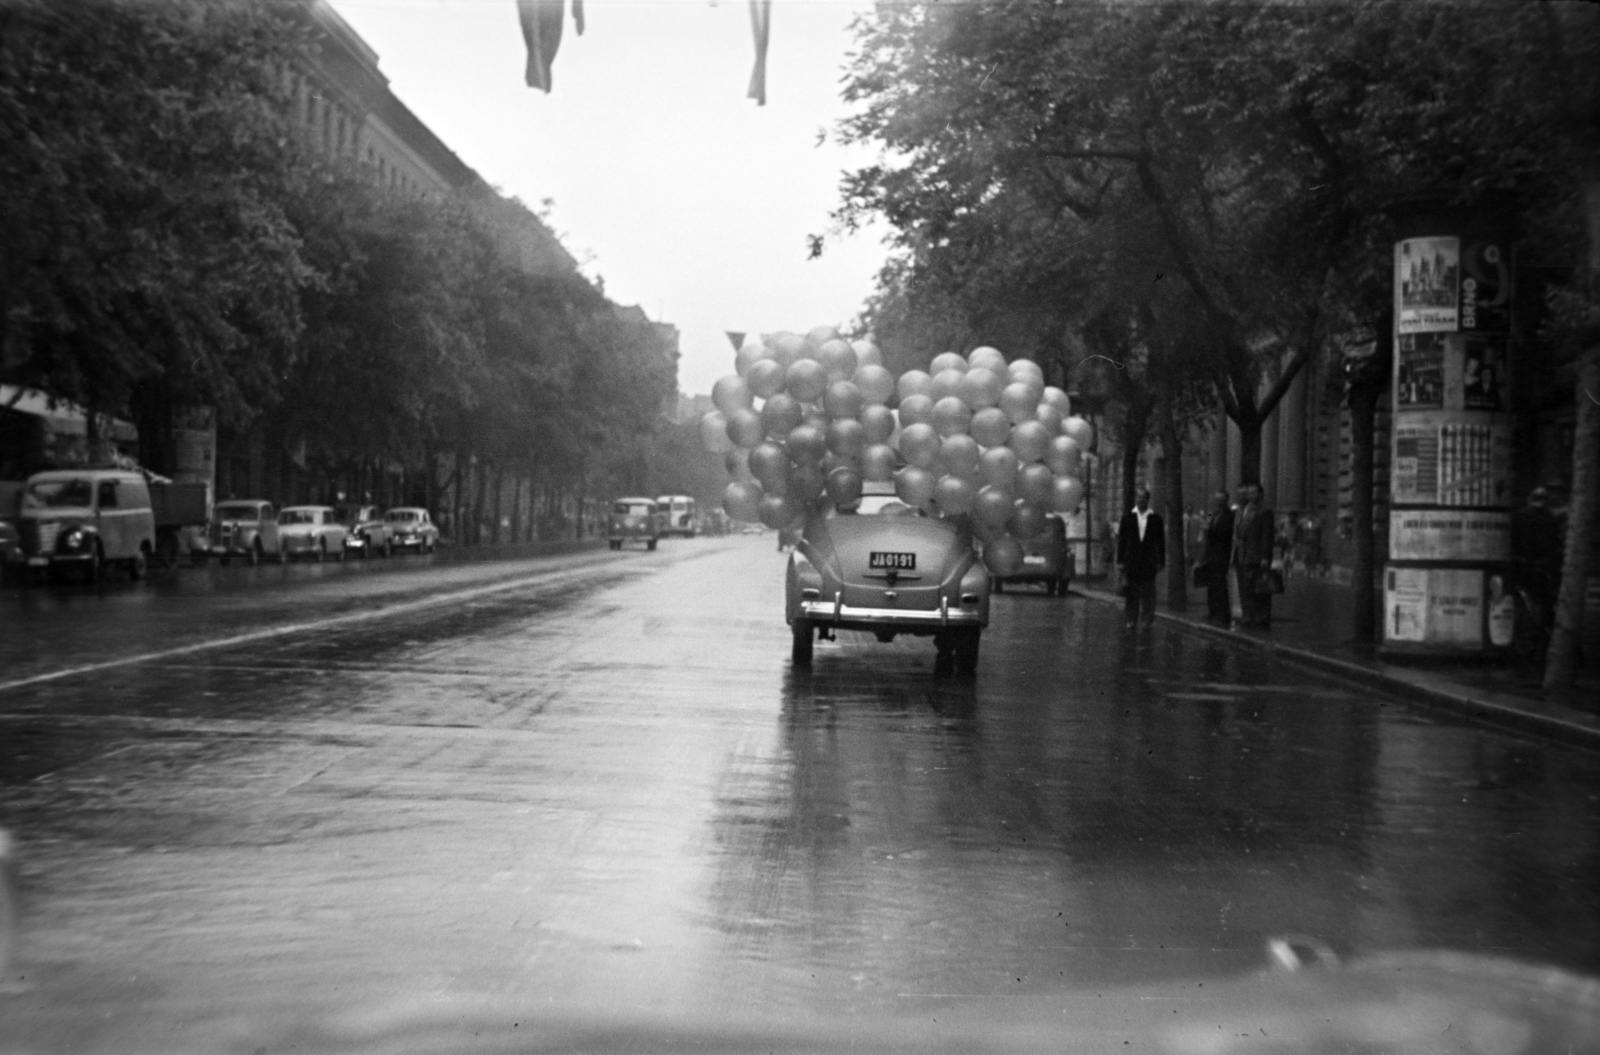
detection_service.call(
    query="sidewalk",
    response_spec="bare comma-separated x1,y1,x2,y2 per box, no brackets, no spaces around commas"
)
1074,573,1600,751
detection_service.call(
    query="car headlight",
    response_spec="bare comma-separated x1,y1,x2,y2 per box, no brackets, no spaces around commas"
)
59,528,86,552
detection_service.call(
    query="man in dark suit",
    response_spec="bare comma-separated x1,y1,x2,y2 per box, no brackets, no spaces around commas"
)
1200,490,1235,626
1232,482,1275,629
1116,487,1165,631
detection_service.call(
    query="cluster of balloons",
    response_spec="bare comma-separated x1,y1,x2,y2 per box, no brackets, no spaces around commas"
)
701,328,1094,576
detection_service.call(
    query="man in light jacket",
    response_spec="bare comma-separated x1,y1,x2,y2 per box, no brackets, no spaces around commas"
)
1231,482,1275,629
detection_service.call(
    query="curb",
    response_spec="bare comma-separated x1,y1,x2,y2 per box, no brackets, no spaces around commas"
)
1073,587,1600,752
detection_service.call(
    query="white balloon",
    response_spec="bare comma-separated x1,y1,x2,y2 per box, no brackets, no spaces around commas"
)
1042,386,1072,415
860,404,896,444
1009,420,1050,462
735,337,771,377
898,422,941,469
746,358,786,399
929,352,968,375
1050,475,1085,514
701,411,734,454
957,367,1003,409
851,338,883,369
970,407,1012,448
854,363,896,405
897,394,936,430
967,346,1008,374
938,434,981,478
934,475,976,516
1062,416,1095,449
929,368,966,403
932,396,972,437
999,382,1041,425
979,446,1019,490
897,370,934,402
1035,402,1064,436
712,374,753,415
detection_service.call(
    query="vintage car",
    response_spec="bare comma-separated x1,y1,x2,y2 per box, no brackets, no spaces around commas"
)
209,500,284,565
991,513,1073,594
336,504,392,558
11,469,155,582
786,486,990,674
383,507,438,553
276,506,348,561
608,497,661,550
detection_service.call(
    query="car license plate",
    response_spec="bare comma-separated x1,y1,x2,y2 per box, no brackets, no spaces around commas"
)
869,551,916,570
1023,555,1046,565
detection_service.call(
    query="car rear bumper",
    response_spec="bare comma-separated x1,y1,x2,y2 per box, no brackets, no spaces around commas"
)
796,598,984,631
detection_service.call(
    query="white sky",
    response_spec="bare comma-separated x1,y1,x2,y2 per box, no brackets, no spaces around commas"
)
328,0,890,398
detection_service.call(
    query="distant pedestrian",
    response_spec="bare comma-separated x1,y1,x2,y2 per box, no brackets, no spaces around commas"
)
1116,488,1165,631
1511,486,1564,630
1232,482,1275,629
1200,490,1234,626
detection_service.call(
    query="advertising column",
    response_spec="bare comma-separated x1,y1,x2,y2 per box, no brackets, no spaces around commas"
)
1383,217,1516,654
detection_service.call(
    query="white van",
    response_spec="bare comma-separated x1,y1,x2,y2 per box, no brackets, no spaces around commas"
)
14,469,156,581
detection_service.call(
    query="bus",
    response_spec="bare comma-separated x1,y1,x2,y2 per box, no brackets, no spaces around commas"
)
655,495,697,538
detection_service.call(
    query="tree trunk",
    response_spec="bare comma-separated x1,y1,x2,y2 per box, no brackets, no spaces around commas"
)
1234,413,1263,488
1348,387,1380,644
470,459,489,546
489,466,504,544
1158,396,1188,612
1544,346,1598,692
451,449,466,543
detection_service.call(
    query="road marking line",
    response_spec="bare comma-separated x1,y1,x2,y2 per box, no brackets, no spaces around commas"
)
0,561,624,696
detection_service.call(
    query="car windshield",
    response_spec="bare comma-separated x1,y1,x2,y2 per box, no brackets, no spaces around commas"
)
22,479,94,509
615,502,652,516
277,510,316,525
215,504,258,520
386,511,418,522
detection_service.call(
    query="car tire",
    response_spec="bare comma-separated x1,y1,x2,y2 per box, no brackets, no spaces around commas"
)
647,539,657,551
276,546,287,565
88,543,103,587
791,619,814,665
316,541,326,563
933,646,955,677
953,629,981,675
249,540,262,566
129,547,148,581
993,578,1004,594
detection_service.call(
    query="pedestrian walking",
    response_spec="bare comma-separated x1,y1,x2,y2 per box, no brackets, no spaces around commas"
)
1232,482,1275,629
1199,490,1234,626
1511,486,1565,634
1116,488,1165,631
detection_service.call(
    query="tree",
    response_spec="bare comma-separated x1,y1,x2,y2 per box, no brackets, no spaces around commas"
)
0,0,315,435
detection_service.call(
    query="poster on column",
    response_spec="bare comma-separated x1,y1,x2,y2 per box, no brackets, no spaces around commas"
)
1459,239,1513,334
1396,237,1460,334
1389,509,1511,561
1396,333,1445,408
1462,333,1507,411
1384,566,1485,646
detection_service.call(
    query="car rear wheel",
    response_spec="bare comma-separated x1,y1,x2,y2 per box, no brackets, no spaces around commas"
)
249,539,262,566
647,539,657,551
993,578,1004,593
791,619,814,666
316,541,326,563
953,629,981,675
129,547,148,581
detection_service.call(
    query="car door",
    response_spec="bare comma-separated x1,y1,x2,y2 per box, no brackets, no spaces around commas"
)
95,478,126,559
261,505,279,553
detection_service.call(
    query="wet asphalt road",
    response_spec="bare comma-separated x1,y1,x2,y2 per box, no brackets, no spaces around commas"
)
1,536,1598,1052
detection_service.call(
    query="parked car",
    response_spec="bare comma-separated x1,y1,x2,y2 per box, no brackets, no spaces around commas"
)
276,506,348,561
608,497,661,550
208,500,284,565
9,469,155,582
786,486,990,674
384,507,438,553
991,513,1073,594
336,504,391,558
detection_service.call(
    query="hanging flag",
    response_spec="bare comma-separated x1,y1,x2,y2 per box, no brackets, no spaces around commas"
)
519,0,579,93
747,0,771,106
